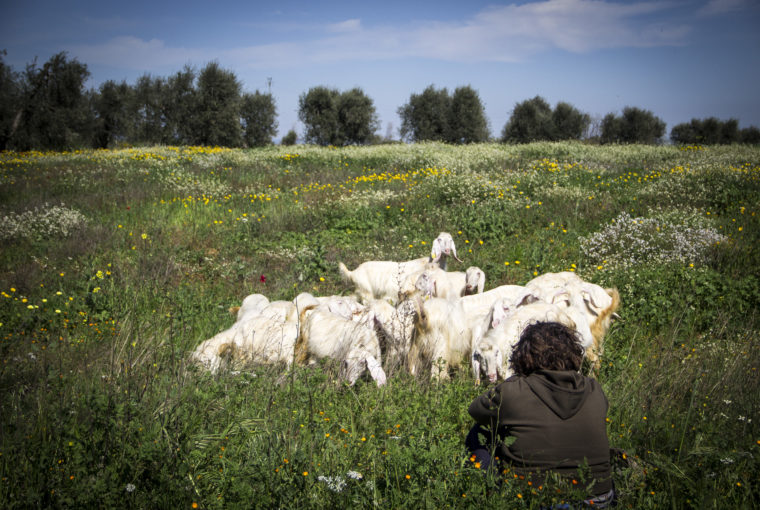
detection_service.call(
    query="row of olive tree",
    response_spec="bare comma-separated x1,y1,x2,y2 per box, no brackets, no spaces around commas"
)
0,52,277,151
4,52,759,150
670,117,760,145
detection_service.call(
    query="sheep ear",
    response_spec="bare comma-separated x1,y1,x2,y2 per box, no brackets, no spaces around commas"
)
414,295,427,325
366,355,387,386
551,290,572,307
515,289,539,307
431,237,442,260
581,284,613,314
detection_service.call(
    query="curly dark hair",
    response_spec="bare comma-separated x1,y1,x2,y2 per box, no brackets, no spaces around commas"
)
510,321,584,376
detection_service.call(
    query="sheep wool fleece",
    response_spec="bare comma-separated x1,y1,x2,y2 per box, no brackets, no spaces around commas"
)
468,369,613,495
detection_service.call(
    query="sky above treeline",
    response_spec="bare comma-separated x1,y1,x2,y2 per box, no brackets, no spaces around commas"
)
2,0,759,141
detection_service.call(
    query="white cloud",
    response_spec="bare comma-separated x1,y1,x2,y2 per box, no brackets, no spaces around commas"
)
67,0,693,71
697,0,751,17
327,19,362,33
68,36,204,71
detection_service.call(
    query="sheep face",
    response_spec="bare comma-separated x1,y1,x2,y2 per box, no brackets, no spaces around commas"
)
473,337,505,385
414,270,435,297
464,267,485,295
431,232,463,267
341,353,387,387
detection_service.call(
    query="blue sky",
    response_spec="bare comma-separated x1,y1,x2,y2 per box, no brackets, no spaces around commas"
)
2,0,759,141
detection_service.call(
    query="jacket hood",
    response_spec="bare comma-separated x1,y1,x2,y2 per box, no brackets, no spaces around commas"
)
525,369,591,419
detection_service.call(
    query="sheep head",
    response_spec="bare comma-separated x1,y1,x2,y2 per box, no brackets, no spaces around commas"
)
464,267,485,295
431,232,463,267
414,270,435,298
341,352,387,387
472,336,504,385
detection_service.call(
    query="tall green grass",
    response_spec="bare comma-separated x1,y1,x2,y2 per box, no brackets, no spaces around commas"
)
1,143,758,508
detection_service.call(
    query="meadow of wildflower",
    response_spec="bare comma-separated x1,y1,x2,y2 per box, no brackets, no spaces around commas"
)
0,142,758,509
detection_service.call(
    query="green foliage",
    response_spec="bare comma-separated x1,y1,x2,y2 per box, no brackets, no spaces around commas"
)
337,88,380,145
501,96,590,143
194,61,242,147
398,85,453,143
0,51,22,151
601,106,666,144
398,85,489,144
740,125,760,144
92,79,133,148
552,101,591,141
299,86,341,145
449,86,490,144
281,129,298,145
10,52,92,151
164,65,198,145
298,86,379,146
671,117,746,145
241,91,278,147
501,95,553,143
130,74,169,144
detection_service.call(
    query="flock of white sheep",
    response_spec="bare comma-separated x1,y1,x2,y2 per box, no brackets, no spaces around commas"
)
191,232,621,386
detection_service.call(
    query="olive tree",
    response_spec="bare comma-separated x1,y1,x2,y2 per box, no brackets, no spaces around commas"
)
449,86,489,143
194,61,242,147
398,85,452,142
241,91,277,147
601,106,665,144
299,86,378,145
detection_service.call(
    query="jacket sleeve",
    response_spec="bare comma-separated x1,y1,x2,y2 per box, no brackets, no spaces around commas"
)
468,385,504,427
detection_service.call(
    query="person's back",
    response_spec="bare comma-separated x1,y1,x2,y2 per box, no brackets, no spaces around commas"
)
466,321,614,502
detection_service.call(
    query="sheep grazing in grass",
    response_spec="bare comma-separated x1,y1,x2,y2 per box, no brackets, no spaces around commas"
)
471,302,578,385
408,296,477,381
190,325,239,374
294,305,387,387
365,298,417,373
338,232,462,304
192,299,302,373
524,272,621,370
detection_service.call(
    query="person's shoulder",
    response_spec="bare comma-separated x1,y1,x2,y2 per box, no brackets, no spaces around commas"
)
494,374,527,393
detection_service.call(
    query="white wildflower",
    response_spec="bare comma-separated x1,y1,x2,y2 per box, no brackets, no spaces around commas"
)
317,475,347,493
346,470,363,480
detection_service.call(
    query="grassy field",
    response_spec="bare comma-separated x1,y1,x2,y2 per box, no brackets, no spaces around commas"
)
0,142,758,509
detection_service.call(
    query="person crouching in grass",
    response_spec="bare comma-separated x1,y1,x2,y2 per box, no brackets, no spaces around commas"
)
466,321,616,507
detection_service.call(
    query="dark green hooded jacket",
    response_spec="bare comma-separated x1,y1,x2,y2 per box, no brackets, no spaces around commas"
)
468,369,612,495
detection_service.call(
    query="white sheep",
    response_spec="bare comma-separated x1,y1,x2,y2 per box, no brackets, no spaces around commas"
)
525,272,620,370
225,314,300,368
293,292,364,321
406,265,485,300
294,305,387,386
338,232,462,304
408,296,475,381
459,284,533,318
258,300,298,323
464,266,486,295
190,325,239,374
229,293,270,322
471,302,578,385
